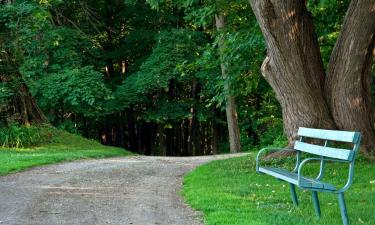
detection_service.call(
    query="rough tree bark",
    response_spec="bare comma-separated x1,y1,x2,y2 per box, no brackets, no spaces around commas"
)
215,13,242,153
249,0,336,144
249,0,375,154
325,0,375,153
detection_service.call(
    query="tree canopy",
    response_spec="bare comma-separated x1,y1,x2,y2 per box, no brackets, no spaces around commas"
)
1,0,374,156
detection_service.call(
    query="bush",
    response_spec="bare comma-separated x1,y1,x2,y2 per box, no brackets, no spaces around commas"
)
258,117,288,147
56,120,78,134
0,123,53,148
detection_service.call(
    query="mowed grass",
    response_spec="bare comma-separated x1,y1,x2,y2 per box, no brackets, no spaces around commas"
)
183,154,375,225
0,129,133,176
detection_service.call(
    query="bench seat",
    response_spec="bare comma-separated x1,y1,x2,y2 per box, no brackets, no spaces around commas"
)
258,166,336,191
256,127,361,225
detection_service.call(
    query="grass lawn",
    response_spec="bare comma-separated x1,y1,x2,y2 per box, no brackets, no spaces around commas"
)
183,154,375,225
0,129,133,176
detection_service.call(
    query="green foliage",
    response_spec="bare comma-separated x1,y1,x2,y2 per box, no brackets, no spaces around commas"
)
1,0,362,155
183,4,215,28
257,117,287,147
142,101,192,122
0,83,13,107
198,28,265,107
308,0,350,67
0,123,53,148
115,29,207,111
36,66,112,117
56,120,79,134
0,1,52,61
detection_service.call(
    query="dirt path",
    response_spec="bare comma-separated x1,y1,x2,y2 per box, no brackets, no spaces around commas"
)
0,153,247,225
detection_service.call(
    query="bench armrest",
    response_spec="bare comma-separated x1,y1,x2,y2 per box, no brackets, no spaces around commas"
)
297,157,354,193
256,147,294,172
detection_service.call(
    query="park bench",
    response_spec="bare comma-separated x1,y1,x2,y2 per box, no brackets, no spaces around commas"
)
256,127,361,225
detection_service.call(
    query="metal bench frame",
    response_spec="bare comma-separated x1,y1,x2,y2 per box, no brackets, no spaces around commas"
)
256,127,361,225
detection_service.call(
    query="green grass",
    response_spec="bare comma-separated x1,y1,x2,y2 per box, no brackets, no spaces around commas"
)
0,129,133,176
183,154,375,225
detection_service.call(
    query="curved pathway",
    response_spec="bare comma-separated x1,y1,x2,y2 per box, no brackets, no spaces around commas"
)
0,154,246,225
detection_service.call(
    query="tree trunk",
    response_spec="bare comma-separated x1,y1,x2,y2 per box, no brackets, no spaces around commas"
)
325,0,375,154
188,76,200,156
157,124,166,156
211,108,220,155
1,46,46,126
215,13,242,153
10,82,46,125
148,122,157,156
104,0,115,79
248,0,336,144
249,0,375,154
126,109,138,151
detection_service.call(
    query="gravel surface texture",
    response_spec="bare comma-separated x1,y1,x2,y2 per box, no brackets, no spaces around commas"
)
0,153,247,225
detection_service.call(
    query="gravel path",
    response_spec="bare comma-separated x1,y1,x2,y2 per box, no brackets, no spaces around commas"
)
0,153,247,225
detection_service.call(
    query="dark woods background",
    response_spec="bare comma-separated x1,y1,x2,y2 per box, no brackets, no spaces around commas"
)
1,0,372,156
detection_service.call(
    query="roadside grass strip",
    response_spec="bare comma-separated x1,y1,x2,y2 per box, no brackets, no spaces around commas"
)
0,130,133,176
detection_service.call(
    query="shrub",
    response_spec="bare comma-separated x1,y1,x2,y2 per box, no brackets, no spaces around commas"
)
0,123,53,148
258,117,288,147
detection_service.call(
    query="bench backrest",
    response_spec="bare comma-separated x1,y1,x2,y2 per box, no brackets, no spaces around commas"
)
294,127,361,161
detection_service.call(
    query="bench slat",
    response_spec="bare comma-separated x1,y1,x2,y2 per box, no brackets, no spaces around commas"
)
259,167,298,184
258,167,336,191
294,141,353,160
298,127,360,143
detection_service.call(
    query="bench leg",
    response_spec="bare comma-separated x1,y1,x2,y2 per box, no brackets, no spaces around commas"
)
338,193,349,225
312,191,321,217
289,183,298,206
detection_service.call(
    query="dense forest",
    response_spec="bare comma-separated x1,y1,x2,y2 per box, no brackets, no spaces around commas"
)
0,0,374,156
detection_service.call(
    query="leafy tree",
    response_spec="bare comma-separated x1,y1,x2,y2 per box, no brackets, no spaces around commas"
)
0,1,47,125
1,0,372,157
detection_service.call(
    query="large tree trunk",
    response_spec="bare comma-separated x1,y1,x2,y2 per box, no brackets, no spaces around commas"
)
325,0,375,154
248,0,336,144
215,13,242,153
249,0,375,154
